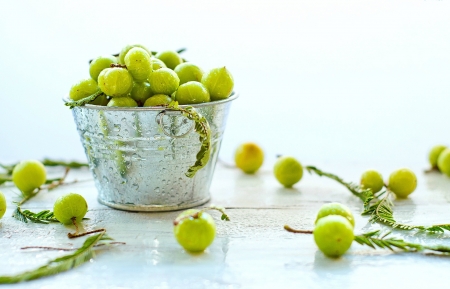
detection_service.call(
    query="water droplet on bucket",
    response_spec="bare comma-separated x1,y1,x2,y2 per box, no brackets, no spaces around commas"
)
132,183,139,190
113,124,121,132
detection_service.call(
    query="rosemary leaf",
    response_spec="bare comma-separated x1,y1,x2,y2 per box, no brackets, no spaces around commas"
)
354,230,450,254
0,232,106,284
65,91,104,109
13,207,58,224
166,101,211,178
306,165,450,233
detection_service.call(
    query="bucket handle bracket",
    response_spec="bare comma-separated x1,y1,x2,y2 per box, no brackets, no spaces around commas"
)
156,110,195,139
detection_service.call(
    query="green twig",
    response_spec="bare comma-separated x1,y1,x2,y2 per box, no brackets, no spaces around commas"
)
355,230,450,254
173,206,230,226
0,232,110,284
165,101,211,178
306,165,450,233
65,91,104,109
41,159,88,169
305,166,373,202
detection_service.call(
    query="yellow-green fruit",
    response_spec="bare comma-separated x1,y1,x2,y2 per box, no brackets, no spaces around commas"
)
234,143,264,174
0,191,6,219
148,68,180,95
430,145,447,168
107,97,137,107
388,168,417,198
98,67,133,97
12,160,47,195
201,67,234,101
313,215,354,258
143,94,172,107
173,209,216,252
174,62,204,85
174,81,210,105
155,50,183,70
118,44,151,65
89,55,117,82
315,203,355,228
89,94,109,106
273,156,303,188
360,169,384,193
69,79,99,101
53,193,88,225
438,148,450,177
150,57,167,70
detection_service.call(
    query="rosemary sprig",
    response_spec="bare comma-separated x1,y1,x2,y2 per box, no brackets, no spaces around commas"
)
0,232,109,284
306,165,450,233
362,190,450,233
65,91,104,109
305,166,374,203
166,101,211,178
41,159,88,169
13,208,58,224
354,230,450,254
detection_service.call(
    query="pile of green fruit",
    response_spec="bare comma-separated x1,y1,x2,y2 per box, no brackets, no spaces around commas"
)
69,44,234,107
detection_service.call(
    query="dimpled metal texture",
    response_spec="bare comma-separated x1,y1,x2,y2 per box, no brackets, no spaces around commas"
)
71,93,238,211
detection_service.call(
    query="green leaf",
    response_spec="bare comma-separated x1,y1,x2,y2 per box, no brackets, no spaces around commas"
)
65,91,104,109
0,232,105,284
166,101,211,178
41,159,88,169
307,165,450,233
354,230,450,254
13,207,58,224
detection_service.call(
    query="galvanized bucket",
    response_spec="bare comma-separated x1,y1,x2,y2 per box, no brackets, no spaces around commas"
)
71,93,238,211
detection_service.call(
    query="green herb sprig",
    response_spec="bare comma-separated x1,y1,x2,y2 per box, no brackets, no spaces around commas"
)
306,166,450,233
165,101,211,178
0,232,111,284
355,230,450,254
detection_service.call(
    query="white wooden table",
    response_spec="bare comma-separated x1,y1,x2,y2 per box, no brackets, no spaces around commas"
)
1,160,450,288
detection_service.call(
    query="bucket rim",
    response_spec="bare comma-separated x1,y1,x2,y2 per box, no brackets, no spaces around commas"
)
65,91,239,111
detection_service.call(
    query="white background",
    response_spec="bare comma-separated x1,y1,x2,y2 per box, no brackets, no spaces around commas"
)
0,0,449,168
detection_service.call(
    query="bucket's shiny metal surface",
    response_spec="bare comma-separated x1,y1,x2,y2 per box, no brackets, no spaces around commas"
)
71,93,238,211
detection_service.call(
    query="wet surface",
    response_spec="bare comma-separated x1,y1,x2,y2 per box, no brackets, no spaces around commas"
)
1,162,450,288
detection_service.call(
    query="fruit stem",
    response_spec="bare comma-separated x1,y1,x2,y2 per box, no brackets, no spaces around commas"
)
68,229,106,239
173,206,230,226
44,167,70,190
110,63,127,69
283,224,313,234
68,218,106,239
17,190,41,206
21,246,73,251
41,159,89,169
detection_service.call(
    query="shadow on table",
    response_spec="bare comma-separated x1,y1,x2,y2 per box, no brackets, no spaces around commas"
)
312,250,353,275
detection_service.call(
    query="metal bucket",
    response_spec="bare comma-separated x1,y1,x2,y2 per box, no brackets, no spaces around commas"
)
71,93,238,211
